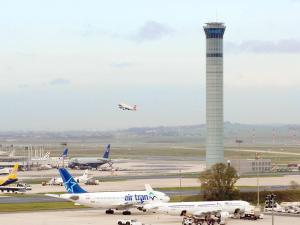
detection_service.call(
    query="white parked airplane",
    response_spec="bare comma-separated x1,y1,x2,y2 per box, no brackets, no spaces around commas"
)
118,103,137,111
48,169,93,185
47,168,169,215
143,200,251,217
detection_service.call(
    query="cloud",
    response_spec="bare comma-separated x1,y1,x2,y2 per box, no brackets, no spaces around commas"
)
226,39,300,53
49,78,71,86
18,84,31,89
133,21,174,42
111,62,133,69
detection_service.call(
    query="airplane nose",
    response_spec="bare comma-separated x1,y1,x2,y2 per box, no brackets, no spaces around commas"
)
165,196,170,202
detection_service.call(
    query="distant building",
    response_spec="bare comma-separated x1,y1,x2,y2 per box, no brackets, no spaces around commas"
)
229,159,272,174
203,22,226,166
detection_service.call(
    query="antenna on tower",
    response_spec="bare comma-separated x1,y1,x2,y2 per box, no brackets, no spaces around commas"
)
215,9,218,22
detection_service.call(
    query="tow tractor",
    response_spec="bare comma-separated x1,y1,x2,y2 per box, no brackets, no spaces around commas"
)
117,219,144,225
240,206,263,220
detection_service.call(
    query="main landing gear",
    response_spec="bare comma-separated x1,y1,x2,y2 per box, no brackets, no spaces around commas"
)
122,211,131,215
105,209,114,214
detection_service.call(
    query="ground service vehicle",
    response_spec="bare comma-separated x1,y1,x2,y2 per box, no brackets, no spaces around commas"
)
117,219,144,225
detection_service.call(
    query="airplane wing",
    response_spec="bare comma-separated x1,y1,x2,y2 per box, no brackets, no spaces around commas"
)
111,202,137,210
45,194,61,198
0,186,26,193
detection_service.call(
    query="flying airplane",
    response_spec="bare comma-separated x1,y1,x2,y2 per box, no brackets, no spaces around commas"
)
118,103,137,111
68,144,112,169
143,200,251,217
47,168,170,215
0,163,26,192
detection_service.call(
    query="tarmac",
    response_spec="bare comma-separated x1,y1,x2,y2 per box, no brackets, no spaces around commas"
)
0,209,298,225
24,174,300,194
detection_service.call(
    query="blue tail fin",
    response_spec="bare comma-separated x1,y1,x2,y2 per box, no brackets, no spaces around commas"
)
102,144,110,159
61,148,69,158
58,168,87,194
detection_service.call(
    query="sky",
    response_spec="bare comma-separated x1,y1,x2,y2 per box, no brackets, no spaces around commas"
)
0,0,300,130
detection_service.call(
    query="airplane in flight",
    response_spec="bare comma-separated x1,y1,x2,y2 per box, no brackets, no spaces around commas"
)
118,103,137,111
0,163,27,192
68,144,112,170
47,167,170,215
143,200,252,218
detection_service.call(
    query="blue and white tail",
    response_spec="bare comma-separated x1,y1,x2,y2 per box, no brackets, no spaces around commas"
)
58,168,87,194
61,148,69,158
102,144,110,159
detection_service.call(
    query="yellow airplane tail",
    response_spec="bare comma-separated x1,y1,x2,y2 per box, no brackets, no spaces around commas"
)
8,163,19,180
0,163,19,186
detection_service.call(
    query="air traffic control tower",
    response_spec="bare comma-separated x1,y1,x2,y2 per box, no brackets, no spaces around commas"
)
203,22,226,167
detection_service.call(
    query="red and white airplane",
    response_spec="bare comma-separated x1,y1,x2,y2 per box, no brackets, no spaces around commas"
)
118,103,137,111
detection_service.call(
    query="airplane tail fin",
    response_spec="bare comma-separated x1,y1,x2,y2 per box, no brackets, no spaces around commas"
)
8,163,19,180
61,148,69,158
8,149,15,157
43,152,50,160
145,184,153,192
58,168,87,194
83,169,89,177
102,144,110,159
133,105,137,111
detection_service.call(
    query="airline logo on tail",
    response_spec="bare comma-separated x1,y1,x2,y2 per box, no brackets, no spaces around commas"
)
59,168,87,194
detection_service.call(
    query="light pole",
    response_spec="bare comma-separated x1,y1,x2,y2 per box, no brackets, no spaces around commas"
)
179,169,182,202
255,152,261,207
236,139,243,174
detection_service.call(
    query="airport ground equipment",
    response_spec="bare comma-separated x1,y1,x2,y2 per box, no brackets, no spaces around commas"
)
182,213,227,225
117,219,144,225
240,205,263,220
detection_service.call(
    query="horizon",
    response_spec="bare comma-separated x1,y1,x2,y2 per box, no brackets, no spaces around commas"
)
0,122,299,133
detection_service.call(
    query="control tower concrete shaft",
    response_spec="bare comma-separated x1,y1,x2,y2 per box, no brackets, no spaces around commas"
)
203,22,226,167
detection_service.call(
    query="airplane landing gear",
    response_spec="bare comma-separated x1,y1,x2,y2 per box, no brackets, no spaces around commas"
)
122,210,131,215
105,209,114,214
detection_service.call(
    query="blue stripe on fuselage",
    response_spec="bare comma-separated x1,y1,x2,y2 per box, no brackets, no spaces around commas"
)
1,178,18,186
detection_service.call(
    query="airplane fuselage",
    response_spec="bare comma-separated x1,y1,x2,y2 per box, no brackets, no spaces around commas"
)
60,190,169,209
118,103,136,111
68,157,110,169
146,200,250,216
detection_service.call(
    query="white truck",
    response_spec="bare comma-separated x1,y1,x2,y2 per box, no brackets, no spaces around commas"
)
242,206,263,220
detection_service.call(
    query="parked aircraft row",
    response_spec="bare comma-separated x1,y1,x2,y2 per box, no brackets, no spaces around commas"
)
48,167,253,219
